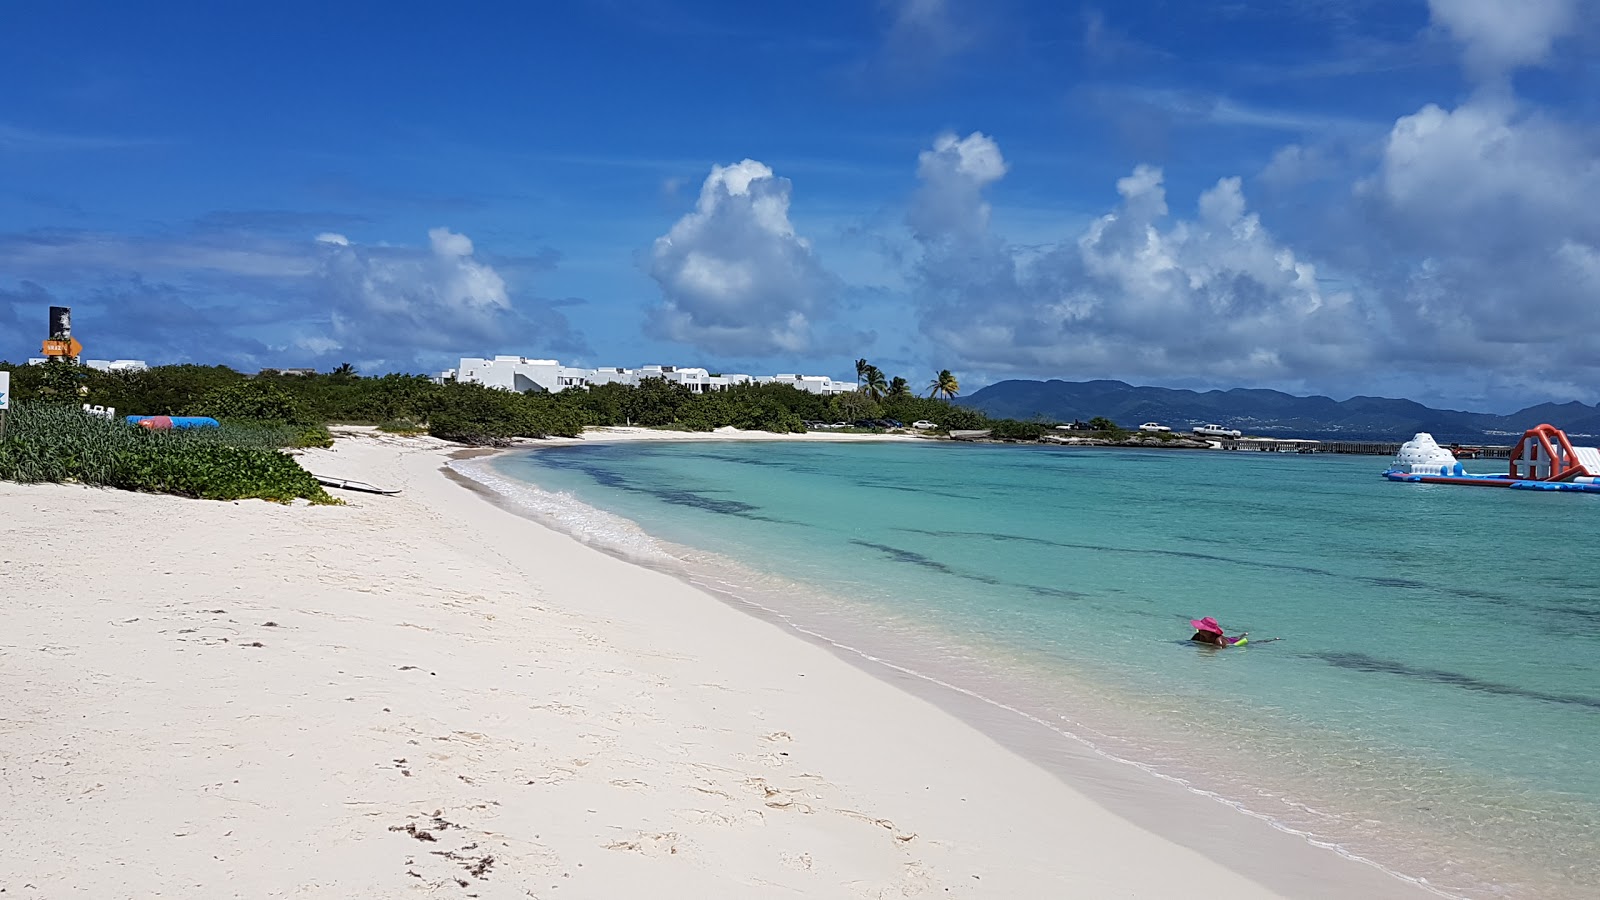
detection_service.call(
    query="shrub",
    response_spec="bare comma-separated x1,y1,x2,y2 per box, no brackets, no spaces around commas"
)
989,420,1046,441
292,424,334,448
0,403,332,504
377,419,428,436
193,381,309,424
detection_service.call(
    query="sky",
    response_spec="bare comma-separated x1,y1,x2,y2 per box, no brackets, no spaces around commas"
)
2,0,1597,412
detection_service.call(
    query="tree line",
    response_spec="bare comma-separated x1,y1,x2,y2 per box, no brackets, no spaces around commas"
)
0,358,1031,446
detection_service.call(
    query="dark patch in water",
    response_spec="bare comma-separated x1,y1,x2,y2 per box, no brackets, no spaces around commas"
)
896,528,1535,606
851,540,975,579
1020,584,1090,600
1314,652,1600,711
849,540,1086,599
532,454,789,523
1539,604,1600,625
857,480,975,501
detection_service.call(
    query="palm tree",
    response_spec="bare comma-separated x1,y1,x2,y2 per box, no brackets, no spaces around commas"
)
331,362,358,380
927,369,960,400
888,376,910,398
854,358,869,386
862,365,889,401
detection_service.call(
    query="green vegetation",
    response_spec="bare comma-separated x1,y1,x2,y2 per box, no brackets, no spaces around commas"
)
0,356,1171,505
0,357,1142,496
0,403,333,503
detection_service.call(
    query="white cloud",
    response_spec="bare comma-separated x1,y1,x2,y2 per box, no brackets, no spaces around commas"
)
316,227,516,354
1374,100,1598,231
1428,0,1577,77
1359,96,1600,360
909,133,1368,383
647,159,835,355
1348,0,1600,372
909,131,1007,241
1198,0,1600,406
0,224,586,370
293,335,342,355
886,0,967,57
1259,143,1331,187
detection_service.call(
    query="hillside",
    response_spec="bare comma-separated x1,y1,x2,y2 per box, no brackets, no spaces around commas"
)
960,380,1600,442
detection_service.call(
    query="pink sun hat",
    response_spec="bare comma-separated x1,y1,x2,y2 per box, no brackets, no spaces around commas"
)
1190,616,1224,634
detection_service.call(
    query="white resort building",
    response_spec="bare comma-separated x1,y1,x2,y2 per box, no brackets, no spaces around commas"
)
437,357,855,396
28,358,149,373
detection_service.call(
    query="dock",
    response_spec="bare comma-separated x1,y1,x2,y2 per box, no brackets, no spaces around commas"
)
1224,438,1513,458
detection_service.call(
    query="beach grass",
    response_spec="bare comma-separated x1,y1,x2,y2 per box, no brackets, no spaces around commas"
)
0,402,333,503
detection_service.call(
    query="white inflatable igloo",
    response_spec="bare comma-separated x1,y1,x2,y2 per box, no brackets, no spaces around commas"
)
1390,433,1464,477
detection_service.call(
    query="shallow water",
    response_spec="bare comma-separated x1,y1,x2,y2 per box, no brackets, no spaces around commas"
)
477,441,1600,898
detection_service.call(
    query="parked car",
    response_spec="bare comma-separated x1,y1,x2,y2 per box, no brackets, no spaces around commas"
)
1138,422,1172,432
1193,424,1243,438
911,420,938,429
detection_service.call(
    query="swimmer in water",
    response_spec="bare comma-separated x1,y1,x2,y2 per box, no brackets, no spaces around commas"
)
1190,616,1247,647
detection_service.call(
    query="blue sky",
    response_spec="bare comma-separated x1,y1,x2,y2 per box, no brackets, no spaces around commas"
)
2,0,1597,411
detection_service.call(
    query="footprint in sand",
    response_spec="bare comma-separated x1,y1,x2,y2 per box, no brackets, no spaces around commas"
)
603,831,682,857
779,851,814,871
745,777,814,813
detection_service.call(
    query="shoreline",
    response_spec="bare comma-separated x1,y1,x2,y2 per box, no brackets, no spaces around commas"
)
2,431,1437,898
461,437,1455,899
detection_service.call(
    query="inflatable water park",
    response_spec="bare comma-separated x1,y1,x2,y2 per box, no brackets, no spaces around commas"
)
1384,424,1600,493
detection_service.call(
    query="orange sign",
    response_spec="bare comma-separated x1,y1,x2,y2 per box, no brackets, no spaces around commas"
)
41,339,83,358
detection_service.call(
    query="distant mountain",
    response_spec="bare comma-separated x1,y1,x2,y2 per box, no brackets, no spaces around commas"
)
959,380,1600,442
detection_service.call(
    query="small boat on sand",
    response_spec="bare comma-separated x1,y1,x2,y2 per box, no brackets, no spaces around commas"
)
313,475,401,495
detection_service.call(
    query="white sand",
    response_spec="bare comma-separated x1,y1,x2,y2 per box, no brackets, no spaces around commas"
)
0,431,1439,899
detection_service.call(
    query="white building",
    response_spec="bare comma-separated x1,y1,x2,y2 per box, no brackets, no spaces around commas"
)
442,357,594,393
753,374,856,395
437,357,853,396
28,358,149,372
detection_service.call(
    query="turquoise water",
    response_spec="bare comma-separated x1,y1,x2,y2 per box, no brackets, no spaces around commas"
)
478,441,1600,898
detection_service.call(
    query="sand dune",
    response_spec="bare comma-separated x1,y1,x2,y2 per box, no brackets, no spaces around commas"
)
0,431,1435,898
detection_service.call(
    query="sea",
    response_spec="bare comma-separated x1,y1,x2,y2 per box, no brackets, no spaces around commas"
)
461,439,1600,899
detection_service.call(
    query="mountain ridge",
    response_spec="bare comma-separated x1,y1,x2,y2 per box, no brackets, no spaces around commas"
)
959,380,1600,442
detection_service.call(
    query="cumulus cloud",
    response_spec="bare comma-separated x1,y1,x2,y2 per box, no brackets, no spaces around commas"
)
1329,0,1600,383
314,227,517,356
1356,96,1600,361
647,159,835,355
909,131,1008,241
908,132,1366,384
1374,100,1598,241
1429,0,1577,77
0,224,587,371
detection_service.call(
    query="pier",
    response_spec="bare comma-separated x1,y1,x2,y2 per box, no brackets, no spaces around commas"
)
1224,438,1513,458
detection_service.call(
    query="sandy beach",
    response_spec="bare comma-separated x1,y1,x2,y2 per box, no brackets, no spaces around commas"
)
1,429,1439,899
